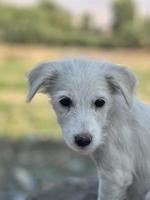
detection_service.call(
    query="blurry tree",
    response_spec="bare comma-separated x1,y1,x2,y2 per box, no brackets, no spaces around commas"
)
79,13,93,32
0,1,73,44
38,0,57,10
0,0,149,47
140,19,150,47
37,0,73,31
111,0,142,47
112,0,135,31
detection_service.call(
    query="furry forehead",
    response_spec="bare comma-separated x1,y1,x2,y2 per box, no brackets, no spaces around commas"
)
26,58,137,107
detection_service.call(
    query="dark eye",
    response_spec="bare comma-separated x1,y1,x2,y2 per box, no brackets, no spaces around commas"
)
59,97,72,107
94,99,105,108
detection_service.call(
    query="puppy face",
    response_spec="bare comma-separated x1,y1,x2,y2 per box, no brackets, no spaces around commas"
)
27,59,136,154
50,68,112,154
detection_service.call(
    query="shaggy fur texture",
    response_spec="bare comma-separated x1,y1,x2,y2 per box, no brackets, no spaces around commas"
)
27,59,150,200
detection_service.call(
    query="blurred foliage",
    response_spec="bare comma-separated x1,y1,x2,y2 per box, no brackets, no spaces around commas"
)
112,0,137,47
112,0,135,32
140,19,150,47
0,0,149,47
0,0,99,46
79,13,94,32
0,0,73,44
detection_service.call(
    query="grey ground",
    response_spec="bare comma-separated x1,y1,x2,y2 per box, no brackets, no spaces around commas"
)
0,138,97,200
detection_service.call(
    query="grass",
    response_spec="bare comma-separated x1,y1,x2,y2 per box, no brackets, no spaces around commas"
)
0,44,150,138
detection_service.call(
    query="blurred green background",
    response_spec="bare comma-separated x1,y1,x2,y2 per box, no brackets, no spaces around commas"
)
0,0,150,138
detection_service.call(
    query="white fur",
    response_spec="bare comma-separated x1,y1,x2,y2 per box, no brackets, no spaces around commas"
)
27,58,150,200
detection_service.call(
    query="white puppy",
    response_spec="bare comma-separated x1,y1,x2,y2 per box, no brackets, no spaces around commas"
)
27,58,150,200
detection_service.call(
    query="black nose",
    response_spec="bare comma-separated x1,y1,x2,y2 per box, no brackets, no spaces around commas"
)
74,134,92,147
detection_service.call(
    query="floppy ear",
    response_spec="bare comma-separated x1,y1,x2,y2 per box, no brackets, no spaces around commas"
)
105,64,137,107
26,61,58,102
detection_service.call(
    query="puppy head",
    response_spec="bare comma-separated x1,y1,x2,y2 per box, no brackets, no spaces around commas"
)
27,59,137,154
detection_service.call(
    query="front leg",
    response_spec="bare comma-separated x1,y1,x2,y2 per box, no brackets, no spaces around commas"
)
97,169,133,200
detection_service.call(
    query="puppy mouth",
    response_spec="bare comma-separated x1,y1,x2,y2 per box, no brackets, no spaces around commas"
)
71,142,97,154
75,147,96,155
